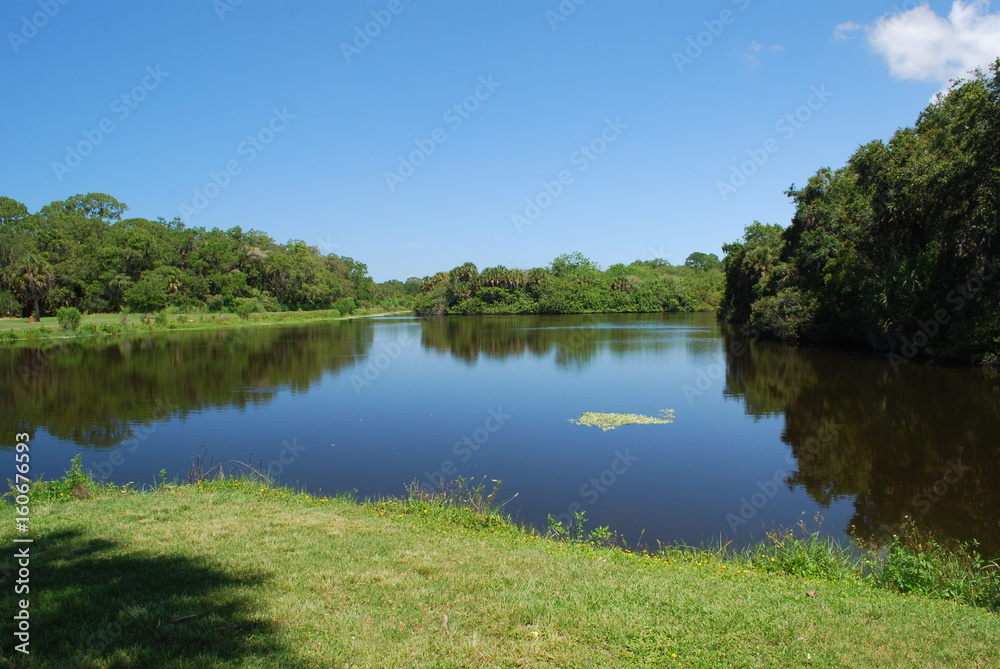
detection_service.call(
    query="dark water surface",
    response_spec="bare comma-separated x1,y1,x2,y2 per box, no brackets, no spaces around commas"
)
4,313,998,554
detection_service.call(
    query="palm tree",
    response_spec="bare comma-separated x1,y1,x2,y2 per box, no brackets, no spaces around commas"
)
7,253,53,319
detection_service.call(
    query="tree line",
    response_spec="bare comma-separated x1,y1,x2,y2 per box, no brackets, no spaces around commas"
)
721,61,1000,363
414,251,723,315
0,194,723,321
0,193,417,319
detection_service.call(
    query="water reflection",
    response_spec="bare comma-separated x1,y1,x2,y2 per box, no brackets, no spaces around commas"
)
725,331,1000,553
0,314,996,555
0,321,373,447
419,313,680,367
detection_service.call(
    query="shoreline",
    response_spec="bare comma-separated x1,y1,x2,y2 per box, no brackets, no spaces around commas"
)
0,308,414,344
2,474,997,667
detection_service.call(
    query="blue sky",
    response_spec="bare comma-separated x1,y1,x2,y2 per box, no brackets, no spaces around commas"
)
3,1,999,281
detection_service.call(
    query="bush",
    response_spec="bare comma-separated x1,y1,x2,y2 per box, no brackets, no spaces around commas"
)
154,311,169,326
234,299,261,319
750,288,818,341
547,510,615,546
56,307,82,331
863,520,1000,610
0,290,22,317
333,297,357,316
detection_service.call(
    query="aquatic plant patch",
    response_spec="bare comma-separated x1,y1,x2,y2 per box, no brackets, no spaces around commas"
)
570,409,675,431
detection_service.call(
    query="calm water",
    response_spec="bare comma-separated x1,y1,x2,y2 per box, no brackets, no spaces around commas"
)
3,313,998,554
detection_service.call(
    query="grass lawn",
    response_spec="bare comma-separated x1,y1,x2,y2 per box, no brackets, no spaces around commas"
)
1,481,997,668
0,308,411,341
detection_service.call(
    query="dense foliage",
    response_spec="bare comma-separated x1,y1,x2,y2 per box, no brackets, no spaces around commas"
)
413,252,723,315
721,61,1000,363
0,194,416,317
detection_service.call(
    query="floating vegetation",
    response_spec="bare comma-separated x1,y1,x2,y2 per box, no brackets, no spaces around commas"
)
569,409,675,431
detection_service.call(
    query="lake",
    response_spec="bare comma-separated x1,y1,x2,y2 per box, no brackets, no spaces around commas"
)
4,312,998,555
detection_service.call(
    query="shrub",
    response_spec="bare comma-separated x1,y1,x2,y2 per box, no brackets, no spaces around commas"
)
0,290,22,317
862,520,1000,610
547,510,615,546
333,297,357,316
154,311,169,326
30,454,100,501
234,299,261,320
56,307,82,331
750,288,818,341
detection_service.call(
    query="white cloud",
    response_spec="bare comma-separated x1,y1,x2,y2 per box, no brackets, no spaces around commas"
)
833,21,864,41
743,41,785,69
838,1,1000,85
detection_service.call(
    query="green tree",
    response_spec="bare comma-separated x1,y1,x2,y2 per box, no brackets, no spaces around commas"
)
550,252,600,278
0,196,29,224
6,252,53,319
721,60,1000,360
684,252,722,271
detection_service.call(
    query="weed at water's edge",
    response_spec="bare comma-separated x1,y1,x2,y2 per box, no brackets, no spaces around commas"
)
547,510,615,547
858,516,1000,610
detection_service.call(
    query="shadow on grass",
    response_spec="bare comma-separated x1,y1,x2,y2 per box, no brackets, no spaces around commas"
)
0,528,309,668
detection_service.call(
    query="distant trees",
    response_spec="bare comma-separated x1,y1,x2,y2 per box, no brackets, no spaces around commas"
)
721,61,1000,362
684,252,721,272
414,253,723,316
0,192,727,321
0,193,401,317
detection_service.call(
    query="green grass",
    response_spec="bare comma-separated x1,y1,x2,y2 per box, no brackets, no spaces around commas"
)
2,474,998,668
0,308,411,343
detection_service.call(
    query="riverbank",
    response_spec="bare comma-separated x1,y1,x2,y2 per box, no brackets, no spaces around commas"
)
2,475,997,667
0,308,412,343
